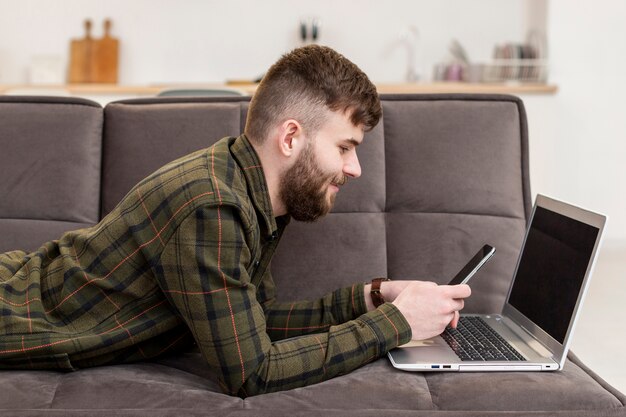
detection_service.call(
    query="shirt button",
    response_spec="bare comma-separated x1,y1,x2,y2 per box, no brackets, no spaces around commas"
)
269,231,278,241
254,260,261,267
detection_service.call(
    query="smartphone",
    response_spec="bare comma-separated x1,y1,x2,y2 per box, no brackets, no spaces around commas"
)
448,244,496,286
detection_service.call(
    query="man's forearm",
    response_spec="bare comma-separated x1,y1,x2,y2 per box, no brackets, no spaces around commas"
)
264,283,367,340
242,303,411,396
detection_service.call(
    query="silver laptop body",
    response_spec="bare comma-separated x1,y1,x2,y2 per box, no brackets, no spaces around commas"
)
388,194,607,372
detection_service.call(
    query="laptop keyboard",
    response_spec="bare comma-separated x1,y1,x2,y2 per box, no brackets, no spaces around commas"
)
441,316,526,361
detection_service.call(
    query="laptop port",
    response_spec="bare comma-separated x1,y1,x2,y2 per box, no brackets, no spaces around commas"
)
431,365,440,369
443,365,452,369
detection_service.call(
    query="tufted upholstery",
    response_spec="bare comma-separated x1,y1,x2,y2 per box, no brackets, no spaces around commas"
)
0,95,623,416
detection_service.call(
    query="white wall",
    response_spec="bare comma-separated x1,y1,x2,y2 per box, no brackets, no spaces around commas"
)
0,0,526,84
1,0,625,244
523,0,626,246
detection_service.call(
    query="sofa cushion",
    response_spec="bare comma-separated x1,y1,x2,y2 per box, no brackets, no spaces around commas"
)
0,218,96,254
383,98,529,218
1,353,623,416
101,98,248,216
386,212,525,313
383,96,531,314
423,353,624,413
0,96,102,253
271,212,388,301
247,353,625,415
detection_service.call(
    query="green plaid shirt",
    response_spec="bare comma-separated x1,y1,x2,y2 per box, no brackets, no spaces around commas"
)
0,135,411,397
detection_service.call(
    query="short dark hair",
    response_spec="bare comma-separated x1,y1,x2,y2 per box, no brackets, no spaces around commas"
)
245,45,382,143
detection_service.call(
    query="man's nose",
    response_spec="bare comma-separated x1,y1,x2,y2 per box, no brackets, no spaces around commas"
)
344,151,361,179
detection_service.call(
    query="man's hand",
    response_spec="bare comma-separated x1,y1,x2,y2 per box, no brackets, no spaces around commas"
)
392,281,471,341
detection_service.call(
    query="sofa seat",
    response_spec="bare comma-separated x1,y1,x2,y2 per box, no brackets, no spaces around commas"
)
1,352,624,417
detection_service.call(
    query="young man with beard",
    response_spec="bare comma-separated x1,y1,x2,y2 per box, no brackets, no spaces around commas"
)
0,45,470,396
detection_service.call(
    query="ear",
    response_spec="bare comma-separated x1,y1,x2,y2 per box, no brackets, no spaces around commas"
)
277,119,304,158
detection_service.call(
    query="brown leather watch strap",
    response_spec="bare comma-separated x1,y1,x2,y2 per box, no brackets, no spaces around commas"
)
370,277,390,308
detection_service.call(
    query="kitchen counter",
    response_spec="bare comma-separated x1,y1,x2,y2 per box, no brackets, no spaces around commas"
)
0,82,557,105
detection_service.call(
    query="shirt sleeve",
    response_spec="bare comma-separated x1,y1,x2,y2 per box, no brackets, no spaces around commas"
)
155,205,411,397
262,284,369,341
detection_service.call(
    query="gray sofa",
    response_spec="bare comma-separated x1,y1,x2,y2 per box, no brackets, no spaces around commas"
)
0,94,624,416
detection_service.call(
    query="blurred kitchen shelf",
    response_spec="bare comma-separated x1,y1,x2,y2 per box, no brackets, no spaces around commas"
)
0,82,558,101
375,82,557,95
0,83,255,96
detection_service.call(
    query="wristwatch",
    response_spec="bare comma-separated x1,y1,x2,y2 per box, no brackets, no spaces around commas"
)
370,277,390,308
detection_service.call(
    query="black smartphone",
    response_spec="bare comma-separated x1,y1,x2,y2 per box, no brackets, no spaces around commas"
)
448,244,496,286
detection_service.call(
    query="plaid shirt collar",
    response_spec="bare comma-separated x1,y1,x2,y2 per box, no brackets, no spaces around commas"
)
231,134,289,237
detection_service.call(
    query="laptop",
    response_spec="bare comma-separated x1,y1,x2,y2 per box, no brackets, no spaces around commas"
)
388,194,606,372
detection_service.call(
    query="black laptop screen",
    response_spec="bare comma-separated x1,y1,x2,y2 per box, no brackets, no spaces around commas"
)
508,206,599,344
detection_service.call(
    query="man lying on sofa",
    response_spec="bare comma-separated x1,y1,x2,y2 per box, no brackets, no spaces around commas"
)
0,45,470,397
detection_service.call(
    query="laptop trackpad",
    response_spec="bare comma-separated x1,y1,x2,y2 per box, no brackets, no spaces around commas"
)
392,336,459,364
398,337,448,349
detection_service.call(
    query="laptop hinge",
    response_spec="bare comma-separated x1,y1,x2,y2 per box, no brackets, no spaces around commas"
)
501,316,555,358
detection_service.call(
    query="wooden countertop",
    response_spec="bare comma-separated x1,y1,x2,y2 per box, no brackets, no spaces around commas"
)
0,82,557,96
374,82,557,95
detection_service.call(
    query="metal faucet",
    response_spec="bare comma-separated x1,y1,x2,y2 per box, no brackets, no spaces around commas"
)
400,25,420,82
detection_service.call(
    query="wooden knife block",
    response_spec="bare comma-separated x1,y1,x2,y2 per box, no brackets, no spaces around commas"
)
69,19,119,84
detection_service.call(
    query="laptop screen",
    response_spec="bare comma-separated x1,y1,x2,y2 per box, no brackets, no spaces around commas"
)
508,206,600,344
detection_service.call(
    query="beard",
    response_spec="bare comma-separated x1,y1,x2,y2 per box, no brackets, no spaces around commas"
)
279,144,346,222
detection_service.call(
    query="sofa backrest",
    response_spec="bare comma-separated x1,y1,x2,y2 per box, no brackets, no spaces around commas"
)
102,95,531,313
0,95,530,314
101,98,248,216
0,96,103,253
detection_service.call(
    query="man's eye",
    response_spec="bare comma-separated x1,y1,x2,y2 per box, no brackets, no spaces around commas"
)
339,146,349,154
